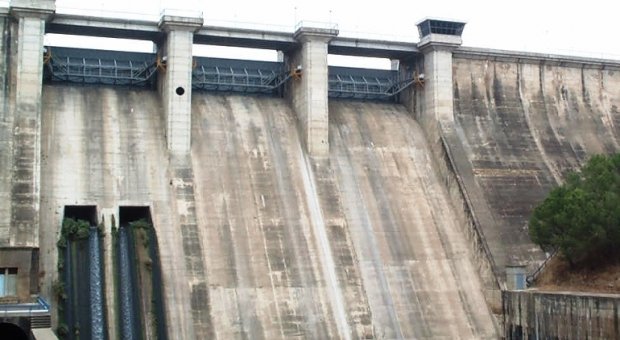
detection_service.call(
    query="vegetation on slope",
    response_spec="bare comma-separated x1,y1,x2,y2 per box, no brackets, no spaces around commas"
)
529,153,620,267
528,154,620,291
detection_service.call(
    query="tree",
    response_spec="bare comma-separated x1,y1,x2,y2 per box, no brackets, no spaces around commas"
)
529,154,620,267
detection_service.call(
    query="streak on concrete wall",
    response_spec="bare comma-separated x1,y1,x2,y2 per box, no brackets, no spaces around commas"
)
190,94,496,338
329,100,496,338
399,56,502,317
0,15,12,246
451,55,620,277
9,3,53,247
503,290,620,339
191,94,339,339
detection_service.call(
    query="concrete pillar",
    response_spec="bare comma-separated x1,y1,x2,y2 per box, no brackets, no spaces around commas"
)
287,25,338,158
101,208,118,340
8,0,54,247
158,13,202,154
416,19,464,129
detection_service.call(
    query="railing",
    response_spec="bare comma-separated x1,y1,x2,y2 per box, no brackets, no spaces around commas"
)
328,74,416,100
526,249,558,287
0,297,50,317
192,65,292,93
44,48,158,87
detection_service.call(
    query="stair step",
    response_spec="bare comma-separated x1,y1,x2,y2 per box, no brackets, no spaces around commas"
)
30,314,51,329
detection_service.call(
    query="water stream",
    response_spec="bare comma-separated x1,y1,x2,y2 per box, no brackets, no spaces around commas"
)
89,227,105,340
119,227,136,340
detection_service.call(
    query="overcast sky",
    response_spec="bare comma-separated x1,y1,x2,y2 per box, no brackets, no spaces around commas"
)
41,0,620,68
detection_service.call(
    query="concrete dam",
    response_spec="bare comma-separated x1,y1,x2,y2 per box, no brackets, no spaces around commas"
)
1,1,620,339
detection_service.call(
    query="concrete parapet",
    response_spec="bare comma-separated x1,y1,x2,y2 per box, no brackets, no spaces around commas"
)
286,24,338,158
158,13,203,153
503,290,620,339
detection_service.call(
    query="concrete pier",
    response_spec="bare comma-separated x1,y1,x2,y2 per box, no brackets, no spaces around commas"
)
158,13,203,153
287,25,338,158
8,0,54,247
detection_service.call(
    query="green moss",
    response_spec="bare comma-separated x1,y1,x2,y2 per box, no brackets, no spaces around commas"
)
62,218,91,240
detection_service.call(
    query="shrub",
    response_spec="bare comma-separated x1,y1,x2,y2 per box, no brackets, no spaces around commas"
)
529,154,620,266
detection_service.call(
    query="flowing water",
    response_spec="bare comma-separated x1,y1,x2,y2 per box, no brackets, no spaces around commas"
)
119,227,136,340
89,227,104,340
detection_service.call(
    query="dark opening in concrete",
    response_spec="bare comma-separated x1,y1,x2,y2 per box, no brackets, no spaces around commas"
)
119,206,152,227
63,205,98,226
176,86,185,96
0,322,28,340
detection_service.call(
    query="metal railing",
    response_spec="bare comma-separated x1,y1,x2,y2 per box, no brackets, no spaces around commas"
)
0,297,50,317
44,49,158,87
192,65,292,93
328,74,416,100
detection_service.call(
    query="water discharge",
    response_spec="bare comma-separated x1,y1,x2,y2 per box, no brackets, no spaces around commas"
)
119,227,136,340
89,227,104,340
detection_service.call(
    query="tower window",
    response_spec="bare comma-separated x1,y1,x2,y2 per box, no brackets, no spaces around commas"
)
0,268,17,297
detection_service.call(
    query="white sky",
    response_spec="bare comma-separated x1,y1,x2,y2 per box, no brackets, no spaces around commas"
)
40,0,620,68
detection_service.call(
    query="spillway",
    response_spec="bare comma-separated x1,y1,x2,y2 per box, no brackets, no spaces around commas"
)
191,93,497,338
40,84,497,338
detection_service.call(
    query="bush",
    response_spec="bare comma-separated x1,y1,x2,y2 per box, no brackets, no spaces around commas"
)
529,154,620,267
61,218,91,240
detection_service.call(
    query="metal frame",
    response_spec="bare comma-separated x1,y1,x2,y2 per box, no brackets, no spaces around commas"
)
42,47,417,101
328,73,415,100
44,47,158,87
192,65,291,93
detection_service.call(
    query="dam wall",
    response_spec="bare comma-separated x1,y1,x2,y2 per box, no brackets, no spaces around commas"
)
3,2,620,338
449,50,620,279
188,94,496,338
34,83,499,338
39,85,195,338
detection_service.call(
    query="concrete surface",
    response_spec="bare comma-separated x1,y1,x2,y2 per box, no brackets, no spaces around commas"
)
47,12,421,59
288,26,338,158
451,56,620,277
39,86,194,339
32,328,59,340
418,32,462,130
158,14,202,153
503,290,620,339
190,93,497,338
0,15,12,247
8,1,53,248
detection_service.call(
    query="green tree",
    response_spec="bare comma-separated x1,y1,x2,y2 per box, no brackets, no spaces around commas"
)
529,154,620,266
